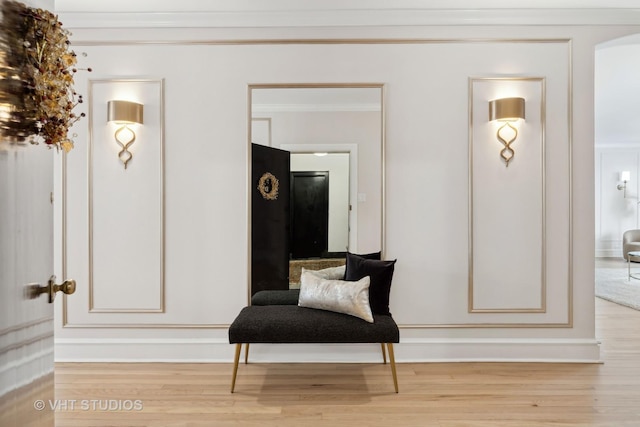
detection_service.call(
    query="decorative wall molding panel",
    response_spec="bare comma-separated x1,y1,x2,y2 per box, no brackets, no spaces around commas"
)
89,79,164,314
62,78,166,325
469,77,546,314
0,317,54,396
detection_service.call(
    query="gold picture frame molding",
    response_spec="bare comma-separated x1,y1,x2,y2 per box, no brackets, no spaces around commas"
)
61,38,573,329
468,76,548,314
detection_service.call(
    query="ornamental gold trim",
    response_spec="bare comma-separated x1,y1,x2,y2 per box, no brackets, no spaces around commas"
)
468,76,547,315
257,172,279,200
88,78,165,315
59,38,572,329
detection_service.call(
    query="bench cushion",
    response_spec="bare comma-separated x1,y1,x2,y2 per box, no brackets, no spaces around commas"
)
251,289,300,305
229,305,399,344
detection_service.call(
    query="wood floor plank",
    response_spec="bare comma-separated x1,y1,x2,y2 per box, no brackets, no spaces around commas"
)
54,296,640,426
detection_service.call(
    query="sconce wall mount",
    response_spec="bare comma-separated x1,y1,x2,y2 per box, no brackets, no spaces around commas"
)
618,170,630,198
107,100,144,169
489,97,525,167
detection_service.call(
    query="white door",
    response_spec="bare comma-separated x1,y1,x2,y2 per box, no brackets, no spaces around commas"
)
0,144,73,426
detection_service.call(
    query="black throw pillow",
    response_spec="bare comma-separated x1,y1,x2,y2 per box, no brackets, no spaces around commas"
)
352,251,382,260
344,252,396,316
342,251,381,279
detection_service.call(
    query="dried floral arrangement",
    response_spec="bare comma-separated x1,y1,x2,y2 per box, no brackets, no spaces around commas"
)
0,0,90,152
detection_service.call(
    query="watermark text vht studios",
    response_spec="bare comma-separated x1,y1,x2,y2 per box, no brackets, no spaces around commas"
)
34,399,143,411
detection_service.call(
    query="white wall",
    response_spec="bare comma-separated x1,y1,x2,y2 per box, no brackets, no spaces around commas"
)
595,41,640,146
24,0,53,8
51,8,640,362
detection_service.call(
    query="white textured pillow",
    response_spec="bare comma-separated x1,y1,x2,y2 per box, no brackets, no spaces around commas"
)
298,270,373,323
302,265,346,280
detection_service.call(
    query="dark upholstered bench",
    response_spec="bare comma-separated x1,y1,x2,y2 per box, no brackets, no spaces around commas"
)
228,304,400,393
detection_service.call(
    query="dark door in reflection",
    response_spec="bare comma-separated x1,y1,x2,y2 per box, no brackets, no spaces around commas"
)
290,171,329,259
251,143,290,295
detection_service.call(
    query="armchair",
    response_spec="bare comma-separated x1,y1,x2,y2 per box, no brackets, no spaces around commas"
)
622,229,640,260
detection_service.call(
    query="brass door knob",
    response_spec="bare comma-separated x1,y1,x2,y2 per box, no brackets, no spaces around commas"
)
52,278,76,298
28,276,77,303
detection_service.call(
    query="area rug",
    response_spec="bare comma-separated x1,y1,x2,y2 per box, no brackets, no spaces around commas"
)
595,268,640,311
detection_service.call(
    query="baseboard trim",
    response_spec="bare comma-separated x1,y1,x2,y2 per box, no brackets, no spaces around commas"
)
596,249,620,258
396,338,601,363
55,338,601,363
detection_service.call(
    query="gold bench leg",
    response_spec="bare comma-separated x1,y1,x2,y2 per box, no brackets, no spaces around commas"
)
380,343,387,364
244,343,250,364
386,343,399,393
230,343,242,393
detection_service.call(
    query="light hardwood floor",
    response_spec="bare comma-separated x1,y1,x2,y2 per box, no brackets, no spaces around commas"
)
55,277,640,426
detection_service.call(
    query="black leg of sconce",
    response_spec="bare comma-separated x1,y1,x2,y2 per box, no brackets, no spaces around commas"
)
114,124,136,169
496,121,518,167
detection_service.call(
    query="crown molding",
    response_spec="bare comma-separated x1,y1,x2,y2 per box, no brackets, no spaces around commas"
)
53,0,640,12
55,8,640,29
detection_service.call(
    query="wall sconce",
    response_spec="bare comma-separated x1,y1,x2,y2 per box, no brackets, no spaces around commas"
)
107,100,144,169
618,171,631,198
489,97,525,167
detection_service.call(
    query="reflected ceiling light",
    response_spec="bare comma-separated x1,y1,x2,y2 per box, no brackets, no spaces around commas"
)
489,97,525,167
107,100,144,169
314,152,328,157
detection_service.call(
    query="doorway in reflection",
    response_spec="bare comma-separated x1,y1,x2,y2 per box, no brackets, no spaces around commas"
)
290,152,350,260
290,170,330,259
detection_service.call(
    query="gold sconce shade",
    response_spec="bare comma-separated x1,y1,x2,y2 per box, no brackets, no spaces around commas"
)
107,100,144,169
489,97,525,122
107,100,144,124
488,97,525,167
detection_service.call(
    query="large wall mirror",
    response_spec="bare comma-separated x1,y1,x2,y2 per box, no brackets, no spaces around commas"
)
248,83,385,297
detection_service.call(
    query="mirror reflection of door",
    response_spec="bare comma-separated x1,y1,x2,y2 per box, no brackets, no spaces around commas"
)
251,143,290,295
290,171,329,259
249,84,384,296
